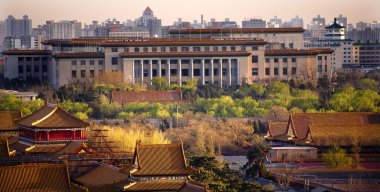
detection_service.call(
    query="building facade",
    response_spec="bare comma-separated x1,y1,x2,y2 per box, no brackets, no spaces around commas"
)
2,50,52,82
168,28,305,49
3,38,333,88
242,19,266,28
5,15,32,38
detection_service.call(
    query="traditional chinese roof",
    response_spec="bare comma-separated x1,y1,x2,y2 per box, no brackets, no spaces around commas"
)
0,163,86,192
326,18,345,29
111,90,182,104
75,163,129,186
266,121,288,139
17,103,89,129
123,180,205,192
264,48,334,56
131,140,198,177
169,27,305,34
0,111,22,132
120,51,251,58
267,112,380,146
306,124,380,146
10,140,91,154
289,112,380,141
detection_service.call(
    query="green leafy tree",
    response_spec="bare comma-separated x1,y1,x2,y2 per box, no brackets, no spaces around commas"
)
266,81,291,97
357,78,379,91
322,145,353,169
60,100,93,119
352,89,380,112
329,87,356,111
291,89,320,111
0,94,23,111
22,99,45,116
149,77,170,90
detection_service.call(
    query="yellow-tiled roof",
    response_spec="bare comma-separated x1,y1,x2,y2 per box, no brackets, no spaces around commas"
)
132,141,198,177
17,104,89,129
0,163,86,192
309,124,380,146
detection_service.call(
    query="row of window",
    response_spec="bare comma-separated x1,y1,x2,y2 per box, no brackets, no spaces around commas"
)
135,68,238,77
18,57,48,62
112,46,258,53
252,67,297,76
72,69,101,78
72,60,104,66
317,65,328,73
265,58,297,63
132,59,238,65
18,65,47,73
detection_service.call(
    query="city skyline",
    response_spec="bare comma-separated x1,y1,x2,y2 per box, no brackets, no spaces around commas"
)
1,0,380,27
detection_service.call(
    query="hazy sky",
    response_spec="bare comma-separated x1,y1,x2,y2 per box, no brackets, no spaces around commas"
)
1,0,380,27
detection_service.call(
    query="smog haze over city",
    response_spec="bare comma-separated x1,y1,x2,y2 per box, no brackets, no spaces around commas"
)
1,0,380,26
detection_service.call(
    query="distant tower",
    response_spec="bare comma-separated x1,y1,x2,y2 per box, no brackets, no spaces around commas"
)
201,14,204,28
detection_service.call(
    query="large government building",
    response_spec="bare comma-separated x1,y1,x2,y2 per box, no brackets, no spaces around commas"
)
3,30,333,88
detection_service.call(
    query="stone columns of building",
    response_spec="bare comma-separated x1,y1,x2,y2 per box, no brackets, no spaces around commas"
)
149,59,153,85
23,57,26,80
39,57,43,80
211,58,214,84
168,60,171,84
219,60,223,87
132,60,135,84
228,58,232,86
158,60,162,77
178,59,182,86
190,59,194,79
140,61,144,85
237,59,241,85
201,59,205,85
31,57,35,78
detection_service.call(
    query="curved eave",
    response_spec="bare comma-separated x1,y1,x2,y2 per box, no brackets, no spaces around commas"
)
120,51,251,58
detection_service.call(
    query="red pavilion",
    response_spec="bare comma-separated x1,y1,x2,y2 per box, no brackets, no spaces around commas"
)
17,103,89,144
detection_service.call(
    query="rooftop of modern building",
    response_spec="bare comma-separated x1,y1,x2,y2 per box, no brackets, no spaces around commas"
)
169,27,305,34
2,49,52,55
264,48,334,56
42,37,267,47
120,51,251,58
52,52,105,58
0,89,38,97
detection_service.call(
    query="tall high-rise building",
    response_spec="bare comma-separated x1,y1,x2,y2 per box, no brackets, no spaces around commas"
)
291,16,304,28
242,19,266,28
268,16,282,28
0,21,5,47
336,14,347,28
45,20,82,39
138,7,162,37
311,15,325,26
4,15,32,38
